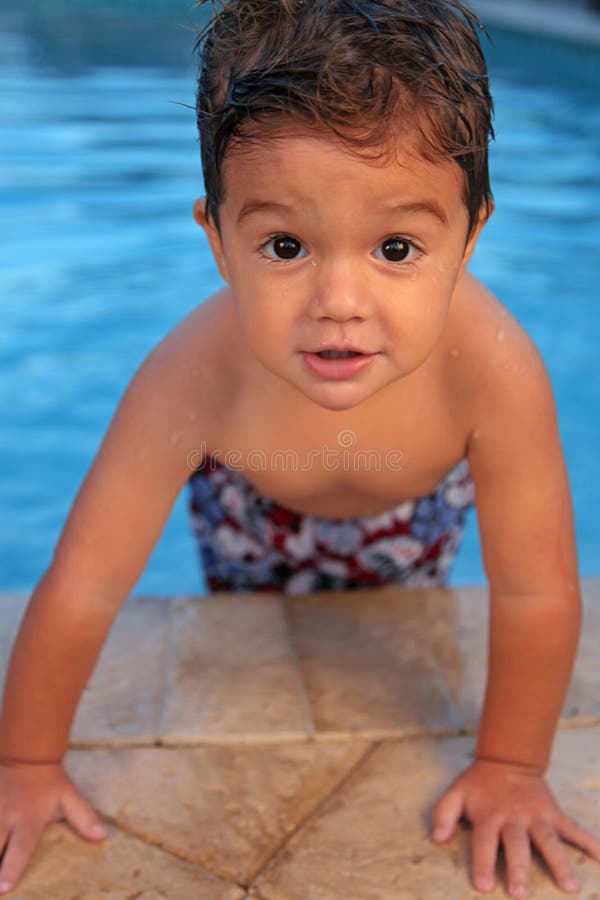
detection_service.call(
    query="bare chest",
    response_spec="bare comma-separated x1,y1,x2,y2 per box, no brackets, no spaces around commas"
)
205,386,468,518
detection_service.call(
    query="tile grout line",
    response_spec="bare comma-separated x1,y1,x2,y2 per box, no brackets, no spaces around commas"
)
422,642,465,734
244,740,381,888
244,887,271,900
279,596,317,739
94,810,249,890
66,714,600,751
155,594,176,741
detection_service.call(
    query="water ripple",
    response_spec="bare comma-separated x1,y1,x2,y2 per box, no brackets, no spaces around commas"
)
0,12,598,591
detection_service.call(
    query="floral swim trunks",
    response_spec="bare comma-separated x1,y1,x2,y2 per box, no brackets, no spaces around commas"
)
187,456,475,595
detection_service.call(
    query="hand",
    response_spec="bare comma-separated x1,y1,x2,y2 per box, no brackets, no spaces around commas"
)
0,760,106,894
430,758,600,898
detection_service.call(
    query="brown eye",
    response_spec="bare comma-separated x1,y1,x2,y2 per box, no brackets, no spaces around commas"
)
268,235,303,260
380,238,412,262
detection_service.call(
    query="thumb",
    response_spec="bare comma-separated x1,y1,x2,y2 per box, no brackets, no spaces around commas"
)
60,787,107,842
430,783,465,843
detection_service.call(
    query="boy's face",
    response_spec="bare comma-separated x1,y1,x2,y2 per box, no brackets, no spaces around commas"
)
196,127,486,411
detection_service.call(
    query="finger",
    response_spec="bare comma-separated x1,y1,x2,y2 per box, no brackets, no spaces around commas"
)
0,825,40,895
501,822,531,899
60,788,106,842
471,821,500,893
558,813,600,862
0,827,10,863
530,821,580,894
431,785,465,842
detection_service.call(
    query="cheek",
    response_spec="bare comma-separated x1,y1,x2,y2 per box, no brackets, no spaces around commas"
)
386,270,452,314
398,304,449,343
419,253,463,307
231,264,303,323
378,274,454,349
232,288,294,352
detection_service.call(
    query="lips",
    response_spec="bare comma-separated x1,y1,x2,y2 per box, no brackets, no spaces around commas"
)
302,348,377,380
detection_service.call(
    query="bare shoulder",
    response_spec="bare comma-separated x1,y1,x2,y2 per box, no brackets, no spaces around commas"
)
449,272,545,382
130,287,237,443
446,272,556,446
448,276,577,597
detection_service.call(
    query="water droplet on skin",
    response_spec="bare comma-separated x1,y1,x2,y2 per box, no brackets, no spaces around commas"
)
170,432,182,446
497,329,505,341
450,348,459,358
472,429,481,440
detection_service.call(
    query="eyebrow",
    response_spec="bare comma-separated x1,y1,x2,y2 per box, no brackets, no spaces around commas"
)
380,199,449,225
237,200,293,224
236,198,449,226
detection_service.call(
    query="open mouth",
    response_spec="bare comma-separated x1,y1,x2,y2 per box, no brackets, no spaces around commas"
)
316,350,364,359
302,348,375,379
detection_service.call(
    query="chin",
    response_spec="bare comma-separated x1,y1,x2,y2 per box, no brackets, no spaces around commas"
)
305,383,374,412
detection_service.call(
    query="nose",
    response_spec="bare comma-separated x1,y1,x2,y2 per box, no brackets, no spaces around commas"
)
307,258,373,322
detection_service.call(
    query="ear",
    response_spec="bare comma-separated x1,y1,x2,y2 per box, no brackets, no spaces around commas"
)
193,197,230,284
457,199,494,279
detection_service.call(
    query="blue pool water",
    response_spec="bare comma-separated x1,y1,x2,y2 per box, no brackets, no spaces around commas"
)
1,5,599,594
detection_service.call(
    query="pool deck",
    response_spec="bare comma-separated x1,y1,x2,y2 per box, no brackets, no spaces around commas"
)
470,0,600,45
0,581,599,898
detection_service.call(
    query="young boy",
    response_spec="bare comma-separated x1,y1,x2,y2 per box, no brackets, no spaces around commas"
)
0,0,598,895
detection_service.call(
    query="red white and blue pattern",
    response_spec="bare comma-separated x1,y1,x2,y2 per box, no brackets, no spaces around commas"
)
188,458,475,595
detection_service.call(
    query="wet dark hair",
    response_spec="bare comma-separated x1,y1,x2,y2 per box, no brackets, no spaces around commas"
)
195,0,494,237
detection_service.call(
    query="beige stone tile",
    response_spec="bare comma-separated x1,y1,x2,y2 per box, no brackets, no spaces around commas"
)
0,593,169,745
286,588,461,737
426,580,600,731
251,727,600,900
10,822,245,899
423,585,489,730
71,595,170,744
0,593,29,687
66,740,371,885
160,594,312,742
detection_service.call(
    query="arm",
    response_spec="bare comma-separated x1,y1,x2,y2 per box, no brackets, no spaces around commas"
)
431,322,600,896
473,351,580,776
0,322,208,891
